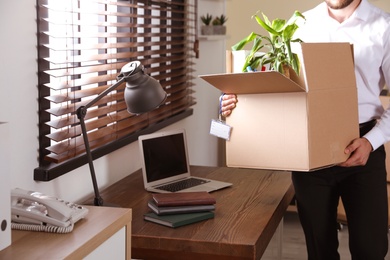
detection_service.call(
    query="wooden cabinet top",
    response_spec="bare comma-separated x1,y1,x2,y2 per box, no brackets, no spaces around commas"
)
0,206,132,259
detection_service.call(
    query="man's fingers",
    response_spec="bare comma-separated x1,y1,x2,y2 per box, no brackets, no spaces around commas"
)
222,94,237,101
221,101,236,113
339,138,372,167
221,110,231,117
221,99,236,108
220,94,237,117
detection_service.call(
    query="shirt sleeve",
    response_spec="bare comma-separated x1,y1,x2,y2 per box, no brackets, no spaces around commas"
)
364,25,390,151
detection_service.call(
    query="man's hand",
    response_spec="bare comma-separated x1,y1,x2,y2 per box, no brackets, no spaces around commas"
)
339,137,373,167
221,94,238,117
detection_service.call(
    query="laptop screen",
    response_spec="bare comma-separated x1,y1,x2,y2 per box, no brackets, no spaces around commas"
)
140,131,189,183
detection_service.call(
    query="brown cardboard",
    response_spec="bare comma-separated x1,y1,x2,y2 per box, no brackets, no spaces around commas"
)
200,43,359,171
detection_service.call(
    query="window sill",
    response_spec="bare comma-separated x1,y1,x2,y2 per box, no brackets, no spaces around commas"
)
34,109,193,181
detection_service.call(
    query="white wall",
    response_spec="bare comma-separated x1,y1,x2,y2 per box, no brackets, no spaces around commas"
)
2,0,388,205
226,0,390,49
0,0,225,203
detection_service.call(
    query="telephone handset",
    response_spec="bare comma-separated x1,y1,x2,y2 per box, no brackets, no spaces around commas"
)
11,188,89,233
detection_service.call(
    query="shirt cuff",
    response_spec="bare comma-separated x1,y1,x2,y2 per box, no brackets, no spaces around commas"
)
363,126,386,151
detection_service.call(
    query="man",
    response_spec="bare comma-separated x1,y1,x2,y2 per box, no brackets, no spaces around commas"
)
221,0,390,259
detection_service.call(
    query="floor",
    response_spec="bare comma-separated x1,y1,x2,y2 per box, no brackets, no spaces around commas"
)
280,211,349,259
264,211,390,260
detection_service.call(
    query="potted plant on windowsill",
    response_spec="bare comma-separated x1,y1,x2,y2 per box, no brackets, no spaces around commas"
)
232,10,305,77
200,13,213,35
212,14,228,35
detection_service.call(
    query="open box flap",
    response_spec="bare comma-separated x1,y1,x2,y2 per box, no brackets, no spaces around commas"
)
199,71,305,94
297,42,356,91
201,43,355,95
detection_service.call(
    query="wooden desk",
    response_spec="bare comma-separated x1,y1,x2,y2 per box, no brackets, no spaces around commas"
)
0,206,132,259
98,165,294,260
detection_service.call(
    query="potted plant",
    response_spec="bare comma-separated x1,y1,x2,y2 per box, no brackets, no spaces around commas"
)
212,14,228,35
200,13,213,35
232,10,305,77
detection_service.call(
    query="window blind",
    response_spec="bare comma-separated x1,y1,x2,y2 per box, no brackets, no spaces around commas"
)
35,0,197,180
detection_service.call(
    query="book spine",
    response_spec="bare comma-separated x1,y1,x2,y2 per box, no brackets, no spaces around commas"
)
172,212,215,228
153,199,216,207
148,201,215,215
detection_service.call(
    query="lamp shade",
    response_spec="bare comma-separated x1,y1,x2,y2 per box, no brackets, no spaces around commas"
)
118,61,167,114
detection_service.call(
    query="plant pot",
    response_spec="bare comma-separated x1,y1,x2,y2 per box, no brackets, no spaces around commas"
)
231,50,267,72
201,25,213,35
213,25,226,35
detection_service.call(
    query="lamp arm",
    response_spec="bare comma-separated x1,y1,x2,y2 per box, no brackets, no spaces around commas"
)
74,60,162,206
83,77,126,111
77,113,103,206
76,76,126,206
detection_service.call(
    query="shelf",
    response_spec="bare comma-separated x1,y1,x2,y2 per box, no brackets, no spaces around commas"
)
198,35,227,41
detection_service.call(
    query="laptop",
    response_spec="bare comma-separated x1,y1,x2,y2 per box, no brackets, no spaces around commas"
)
138,129,232,193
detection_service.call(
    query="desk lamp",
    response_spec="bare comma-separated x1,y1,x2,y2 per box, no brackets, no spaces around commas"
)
76,61,167,206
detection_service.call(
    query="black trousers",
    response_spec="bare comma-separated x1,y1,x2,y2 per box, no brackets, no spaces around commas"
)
292,122,388,260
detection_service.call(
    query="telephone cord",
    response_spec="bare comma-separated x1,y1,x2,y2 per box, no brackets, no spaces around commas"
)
11,222,74,233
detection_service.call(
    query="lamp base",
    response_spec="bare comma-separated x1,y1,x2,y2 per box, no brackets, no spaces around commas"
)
84,197,121,207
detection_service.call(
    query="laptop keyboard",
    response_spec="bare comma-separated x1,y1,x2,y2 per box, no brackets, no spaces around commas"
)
155,178,210,192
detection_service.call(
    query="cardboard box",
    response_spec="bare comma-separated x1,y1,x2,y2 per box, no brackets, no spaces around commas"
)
200,43,359,171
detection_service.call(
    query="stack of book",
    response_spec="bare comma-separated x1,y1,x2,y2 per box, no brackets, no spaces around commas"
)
144,191,216,228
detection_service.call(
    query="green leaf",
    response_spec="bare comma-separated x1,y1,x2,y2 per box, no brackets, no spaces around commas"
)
285,11,305,27
282,24,299,42
253,14,279,36
291,53,300,75
291,38,304,43
261,12,272,26
274,59,282,72
232,10,306,75
231,32,257,51
241,37,264,72
271,18,285,33
250,37,263,52
243,56,262,72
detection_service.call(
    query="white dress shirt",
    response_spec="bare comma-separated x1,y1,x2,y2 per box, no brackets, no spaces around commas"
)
295,0,390,150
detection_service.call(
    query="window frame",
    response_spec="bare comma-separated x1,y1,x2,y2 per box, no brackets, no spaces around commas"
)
34,0,197,181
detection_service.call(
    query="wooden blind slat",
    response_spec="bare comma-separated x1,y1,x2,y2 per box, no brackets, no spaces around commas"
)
46,101,128,129
45,85,113,103
46,91,125,117
46,116,151,162
37,0,196,165
43,48,190,66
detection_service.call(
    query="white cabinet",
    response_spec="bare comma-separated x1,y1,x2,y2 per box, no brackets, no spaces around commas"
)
85,227,126,260
0,122,11,251
0,206,132,259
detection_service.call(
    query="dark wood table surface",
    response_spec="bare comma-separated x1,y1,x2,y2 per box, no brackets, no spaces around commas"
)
95,165,294,260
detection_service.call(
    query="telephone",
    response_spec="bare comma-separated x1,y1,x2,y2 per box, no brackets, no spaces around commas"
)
11,188,89,233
